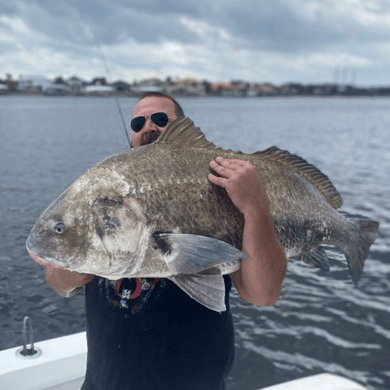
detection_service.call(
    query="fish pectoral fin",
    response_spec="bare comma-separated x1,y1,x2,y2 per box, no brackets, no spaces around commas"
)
301,247,330,272
169,270,226,312
156,233,246,274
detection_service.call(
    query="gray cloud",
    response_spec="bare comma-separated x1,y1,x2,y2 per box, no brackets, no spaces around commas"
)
3,0,196,46
196,0,390,53
3,0,389,50
1,0,390,85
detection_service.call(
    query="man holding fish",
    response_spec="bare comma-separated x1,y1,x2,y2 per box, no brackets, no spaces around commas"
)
42,92,286,389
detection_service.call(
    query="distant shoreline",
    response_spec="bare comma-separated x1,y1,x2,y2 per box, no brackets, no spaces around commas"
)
2,91,390,98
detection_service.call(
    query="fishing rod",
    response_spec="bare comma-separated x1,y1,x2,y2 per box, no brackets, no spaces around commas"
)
98,45,132,149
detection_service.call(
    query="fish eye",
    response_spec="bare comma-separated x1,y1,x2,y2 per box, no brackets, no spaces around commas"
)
54,222,65,234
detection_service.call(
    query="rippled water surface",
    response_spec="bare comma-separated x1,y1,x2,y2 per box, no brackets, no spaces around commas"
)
0,96,389,390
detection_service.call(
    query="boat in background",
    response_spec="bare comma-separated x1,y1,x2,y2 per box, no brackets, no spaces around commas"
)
0,318,367,390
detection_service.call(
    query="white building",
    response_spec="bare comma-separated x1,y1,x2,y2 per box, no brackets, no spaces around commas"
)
17,76,70,94
66,76,86,93
0,84,8,94
18,76,52,92
84,85,115,95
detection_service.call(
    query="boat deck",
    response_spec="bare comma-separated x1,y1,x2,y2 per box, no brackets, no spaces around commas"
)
0,332,367,390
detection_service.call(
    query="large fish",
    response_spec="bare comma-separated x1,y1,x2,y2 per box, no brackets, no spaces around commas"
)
26,118,379,312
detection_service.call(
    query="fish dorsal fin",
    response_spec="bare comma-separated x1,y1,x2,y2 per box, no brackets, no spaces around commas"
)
156,117,218,149
157,118,342,208
258,146,343,209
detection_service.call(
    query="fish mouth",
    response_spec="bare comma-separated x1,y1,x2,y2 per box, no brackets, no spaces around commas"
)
26,236,68,268
28,252,49,265
26,238,68,268
28,251,68,268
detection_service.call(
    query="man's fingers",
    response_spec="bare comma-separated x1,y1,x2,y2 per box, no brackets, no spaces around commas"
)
209,157,247,176
209,160,233,178
215,157,248,168
207,173,227,188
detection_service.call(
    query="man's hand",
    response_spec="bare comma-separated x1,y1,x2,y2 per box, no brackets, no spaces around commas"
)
208,157,286,306
45,263,94,297
208,157,269,217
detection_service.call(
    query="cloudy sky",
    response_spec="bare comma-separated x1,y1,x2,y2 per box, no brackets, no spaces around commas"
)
1,0,390,86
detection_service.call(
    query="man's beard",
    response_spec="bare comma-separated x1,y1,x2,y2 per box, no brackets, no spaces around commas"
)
140,131,161,146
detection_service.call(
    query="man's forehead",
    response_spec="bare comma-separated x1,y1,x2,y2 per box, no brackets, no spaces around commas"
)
133,96,175,115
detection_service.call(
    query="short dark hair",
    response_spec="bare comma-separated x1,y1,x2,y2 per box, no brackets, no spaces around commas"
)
137,92,185,118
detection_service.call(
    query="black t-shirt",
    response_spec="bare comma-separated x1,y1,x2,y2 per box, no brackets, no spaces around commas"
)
81,275,235,390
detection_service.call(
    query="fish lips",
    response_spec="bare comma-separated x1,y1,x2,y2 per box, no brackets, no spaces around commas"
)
26,236,68,268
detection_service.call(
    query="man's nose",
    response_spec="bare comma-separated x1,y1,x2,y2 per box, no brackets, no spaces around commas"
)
143,117,158,133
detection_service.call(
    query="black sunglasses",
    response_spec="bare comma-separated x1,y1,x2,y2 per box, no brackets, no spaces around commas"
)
130,112,172,133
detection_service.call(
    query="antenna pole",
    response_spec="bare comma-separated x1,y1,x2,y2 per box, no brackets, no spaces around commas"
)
98,46,132,149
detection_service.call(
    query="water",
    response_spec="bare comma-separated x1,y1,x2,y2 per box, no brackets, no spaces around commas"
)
0,96,389,390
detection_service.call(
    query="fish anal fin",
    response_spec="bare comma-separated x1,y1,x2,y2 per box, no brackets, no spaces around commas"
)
169,270,226,312
301,246,330,272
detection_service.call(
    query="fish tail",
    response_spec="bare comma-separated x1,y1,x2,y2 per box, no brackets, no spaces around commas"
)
344,219,379,286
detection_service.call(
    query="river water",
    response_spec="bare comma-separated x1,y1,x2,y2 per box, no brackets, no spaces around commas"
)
0,96,389,390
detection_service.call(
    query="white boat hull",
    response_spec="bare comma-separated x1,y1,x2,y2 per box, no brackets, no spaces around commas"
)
0,332,367,390
259,372,367,390
0,332,87,390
